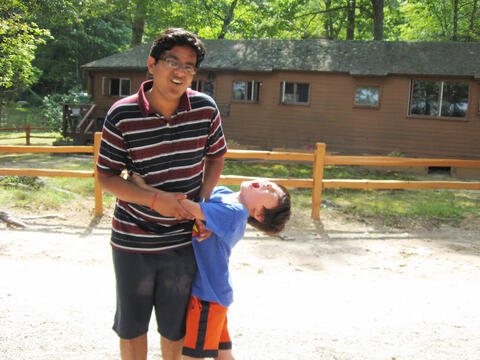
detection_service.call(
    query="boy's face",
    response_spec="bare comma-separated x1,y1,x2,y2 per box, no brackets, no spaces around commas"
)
240,180,283,219
147,45,197,102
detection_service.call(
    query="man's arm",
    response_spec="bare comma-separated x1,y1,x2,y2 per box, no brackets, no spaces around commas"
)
194,156,224,240
97,172,193,220
198,156,224,200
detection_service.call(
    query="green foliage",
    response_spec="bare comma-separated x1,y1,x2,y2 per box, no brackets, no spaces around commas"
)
397,0,480,41
0,175,44,190
40,88,89,131
3,0,480,107
0,5,50,99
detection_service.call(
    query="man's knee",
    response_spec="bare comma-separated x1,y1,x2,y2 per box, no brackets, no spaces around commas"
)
120,333,147,360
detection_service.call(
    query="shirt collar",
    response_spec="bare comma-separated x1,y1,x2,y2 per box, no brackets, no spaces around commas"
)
137,79,192,118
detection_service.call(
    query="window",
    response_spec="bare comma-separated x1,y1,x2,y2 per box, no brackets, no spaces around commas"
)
232,80,260,102
355,86,380,107
191,80,215,97
281,82,309,104
103,77,130,96
409,80,469,118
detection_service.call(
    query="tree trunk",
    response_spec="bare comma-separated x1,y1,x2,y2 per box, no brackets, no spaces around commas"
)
218,0,238,39
346,0,356,40
452,0,458,40
372,0,384,40
324,0,334,39
131,0,147,47
467,0,479,41
0,92,3,126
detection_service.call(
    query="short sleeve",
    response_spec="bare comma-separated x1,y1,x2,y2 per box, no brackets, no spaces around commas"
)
200,201,248,240
96,112,128,176
205,102,227,158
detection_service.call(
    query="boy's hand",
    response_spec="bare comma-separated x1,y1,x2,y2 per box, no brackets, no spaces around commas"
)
194,218,212,241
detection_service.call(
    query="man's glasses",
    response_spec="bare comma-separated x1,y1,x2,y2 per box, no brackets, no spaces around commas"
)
159,56,197,75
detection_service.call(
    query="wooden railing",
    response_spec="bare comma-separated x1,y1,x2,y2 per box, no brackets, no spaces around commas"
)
0,123,55,145
1,135,480,219
220,143,480,219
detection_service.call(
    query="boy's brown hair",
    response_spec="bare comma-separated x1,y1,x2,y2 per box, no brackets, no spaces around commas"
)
149,28,206,67
247,184,291,235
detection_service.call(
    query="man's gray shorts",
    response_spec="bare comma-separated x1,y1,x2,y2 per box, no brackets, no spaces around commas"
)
112,246,197,340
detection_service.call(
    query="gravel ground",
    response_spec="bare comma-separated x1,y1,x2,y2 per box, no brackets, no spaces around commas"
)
1,210,480,360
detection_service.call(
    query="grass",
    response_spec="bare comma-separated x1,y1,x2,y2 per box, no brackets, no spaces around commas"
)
0,131,60,146
0,149,479,229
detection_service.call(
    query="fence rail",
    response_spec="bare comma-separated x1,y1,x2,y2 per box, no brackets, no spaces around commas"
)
220,143,480,218
0,133,102,215
1,134,480,219
0,123,55,145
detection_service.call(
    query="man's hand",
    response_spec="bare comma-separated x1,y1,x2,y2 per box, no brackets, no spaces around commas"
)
127,173,193,220
194,218,212,241
154,191,194,220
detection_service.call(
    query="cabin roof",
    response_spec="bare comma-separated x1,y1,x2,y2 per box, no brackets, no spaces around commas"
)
81,39,480,79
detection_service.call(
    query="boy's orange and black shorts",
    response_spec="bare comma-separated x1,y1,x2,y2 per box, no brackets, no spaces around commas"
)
182,296,232,358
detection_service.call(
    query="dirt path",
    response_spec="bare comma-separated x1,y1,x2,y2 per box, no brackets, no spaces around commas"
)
1,210,479,360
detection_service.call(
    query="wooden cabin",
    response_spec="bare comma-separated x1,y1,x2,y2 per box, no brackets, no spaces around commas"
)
80,39,480,161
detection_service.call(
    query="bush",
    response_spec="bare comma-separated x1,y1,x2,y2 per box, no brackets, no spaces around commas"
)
40,89,89,132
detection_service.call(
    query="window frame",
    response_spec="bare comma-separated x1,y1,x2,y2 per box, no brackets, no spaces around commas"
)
232,80,260,103
191,79,215,97
353,85,381,109
102,77,131,97
280,81,310,105
408,79,470,120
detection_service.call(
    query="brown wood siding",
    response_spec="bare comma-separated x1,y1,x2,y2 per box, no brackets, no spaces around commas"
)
85,68,480,160
213,71,480,160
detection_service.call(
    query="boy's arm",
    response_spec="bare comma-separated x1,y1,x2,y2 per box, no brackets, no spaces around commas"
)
178,199,205,221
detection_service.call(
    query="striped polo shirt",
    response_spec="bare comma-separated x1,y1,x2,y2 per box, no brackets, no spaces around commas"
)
97,80,227,252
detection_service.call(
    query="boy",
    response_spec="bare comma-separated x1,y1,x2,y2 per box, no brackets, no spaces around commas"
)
130,175,291,359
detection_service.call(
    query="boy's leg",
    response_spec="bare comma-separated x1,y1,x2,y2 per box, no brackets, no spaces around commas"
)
215,349,235,360
182,297,228,358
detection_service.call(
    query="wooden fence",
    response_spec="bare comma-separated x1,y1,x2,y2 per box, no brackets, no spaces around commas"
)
0,123,55,145
0,132,103,215
223,143,480,218
1,134,480,219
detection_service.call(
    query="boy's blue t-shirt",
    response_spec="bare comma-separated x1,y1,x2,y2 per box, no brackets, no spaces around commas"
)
191,186,249,307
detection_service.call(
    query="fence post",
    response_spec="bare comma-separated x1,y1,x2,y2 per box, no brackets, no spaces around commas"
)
311,142,326,219
25,123,30,145
93,132,103,216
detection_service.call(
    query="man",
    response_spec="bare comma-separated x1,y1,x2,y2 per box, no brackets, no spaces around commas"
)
96,28,226,360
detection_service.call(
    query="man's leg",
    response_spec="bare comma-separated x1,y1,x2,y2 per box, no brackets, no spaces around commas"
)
120,333,147,360
161,336,184,360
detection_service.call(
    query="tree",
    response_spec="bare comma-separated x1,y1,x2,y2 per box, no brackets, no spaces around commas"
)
397,0,480,41
346,0,356,39
24,0,131,95
0,4,50,119
371,0,384,40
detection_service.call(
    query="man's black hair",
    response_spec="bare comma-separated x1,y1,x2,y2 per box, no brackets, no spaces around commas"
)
149,28,206,67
